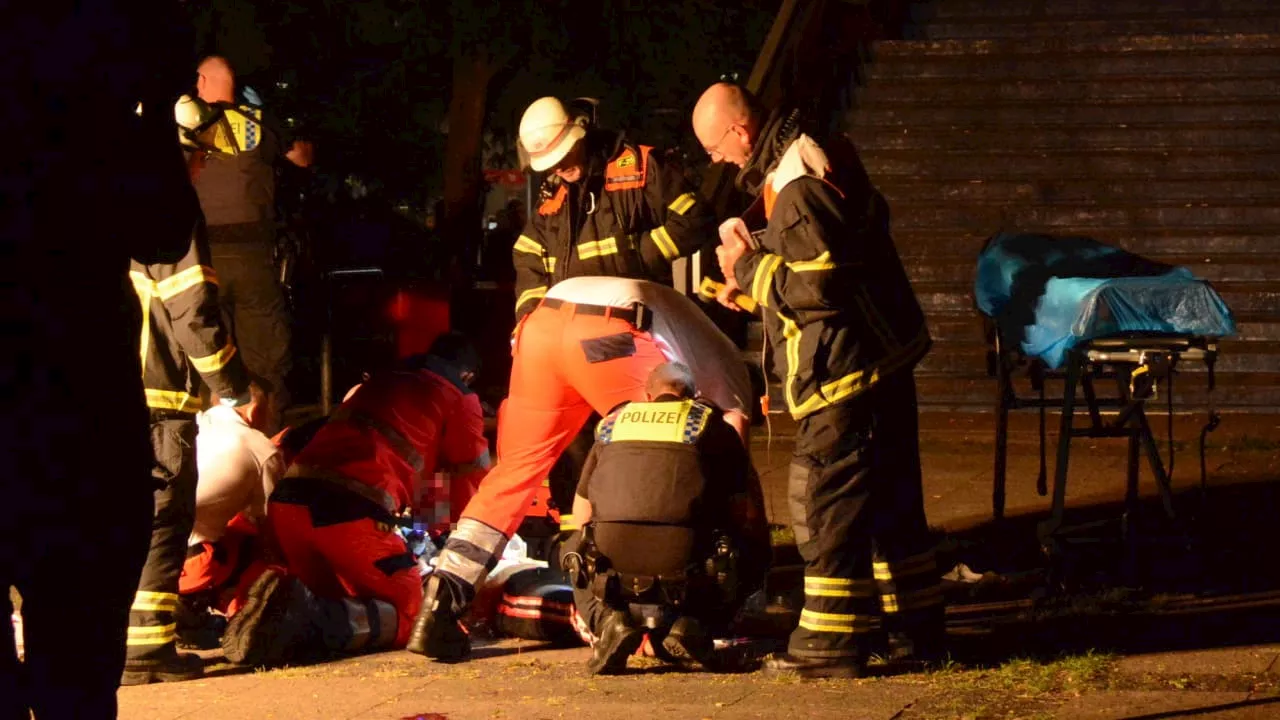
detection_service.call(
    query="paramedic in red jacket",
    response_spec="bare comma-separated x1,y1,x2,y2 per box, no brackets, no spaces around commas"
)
219,332,490,666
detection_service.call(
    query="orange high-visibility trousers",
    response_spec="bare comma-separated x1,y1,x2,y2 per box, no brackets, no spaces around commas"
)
460,301,670,538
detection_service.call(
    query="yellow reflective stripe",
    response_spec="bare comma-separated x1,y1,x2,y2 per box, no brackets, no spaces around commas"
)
189,341,237,374
881,585,945,614
606,400,696,443
126,624,178,646
559,513,578,532
514,234,544,255
155,264,217,301
543,256,557,274
667,192,697,216
129,272,153,375
804,577,875,598
515,286,547,312
577,237,619,260
783,327,930,420
650,226,679,260
750,253,783,309
874,551,939,582
798,609,874,633
785,250,836,273
132,591,179,612
144,389,203,413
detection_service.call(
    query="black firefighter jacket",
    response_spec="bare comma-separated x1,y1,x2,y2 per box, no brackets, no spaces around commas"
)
512,131,716,319
734,118,931,421
129,224,249,415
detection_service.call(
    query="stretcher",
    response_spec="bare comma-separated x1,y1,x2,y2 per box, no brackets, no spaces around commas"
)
974,233,1236,567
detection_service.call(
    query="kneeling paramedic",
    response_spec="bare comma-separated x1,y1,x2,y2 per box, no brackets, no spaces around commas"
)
562,362,768,674
220,333,490,666
407,276,756,662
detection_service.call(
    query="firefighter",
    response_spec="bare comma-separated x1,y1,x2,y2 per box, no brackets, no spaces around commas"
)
218,332,490,667
692,82,944,678
511,96,719,543
562,362,768,675
406,276,754,663
2,3,204,714
123,219,259,684
185,56,314,434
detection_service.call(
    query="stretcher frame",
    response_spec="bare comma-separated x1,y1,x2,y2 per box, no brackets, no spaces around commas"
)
986,322,1220,570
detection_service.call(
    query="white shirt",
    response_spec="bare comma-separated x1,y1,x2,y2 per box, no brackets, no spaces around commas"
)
545,276,753,417
191,405,285,545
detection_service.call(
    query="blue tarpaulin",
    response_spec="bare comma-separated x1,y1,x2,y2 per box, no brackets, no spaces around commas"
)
974,232,1237,368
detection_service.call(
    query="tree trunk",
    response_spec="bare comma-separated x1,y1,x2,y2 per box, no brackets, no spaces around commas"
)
440,50,497,291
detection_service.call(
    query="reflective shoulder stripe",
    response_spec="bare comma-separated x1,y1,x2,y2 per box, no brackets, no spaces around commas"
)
156,264,218,301
785,250,836,273
649,226,679,261
602,399,702,444
667,192,697,216
189,341,238,374
514,235,544,255
515,286,547,312
144,389,203,413
330,406,426,476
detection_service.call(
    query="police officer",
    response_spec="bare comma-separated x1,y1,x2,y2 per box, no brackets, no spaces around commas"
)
561,362,768,675
187,56,313,434
692,82,944,678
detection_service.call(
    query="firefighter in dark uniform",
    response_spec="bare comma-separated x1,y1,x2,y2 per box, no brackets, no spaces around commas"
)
560,363,769,675
122,216,257,684
693,82,944,679
511,96,718,537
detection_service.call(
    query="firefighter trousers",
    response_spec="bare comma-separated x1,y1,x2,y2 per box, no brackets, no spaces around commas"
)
433,302,669,610
208,223,292,433
786,371,943,661
127,417,198,662
267,499,421,650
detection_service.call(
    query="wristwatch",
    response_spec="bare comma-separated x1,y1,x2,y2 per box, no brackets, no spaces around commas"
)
220,389,254,408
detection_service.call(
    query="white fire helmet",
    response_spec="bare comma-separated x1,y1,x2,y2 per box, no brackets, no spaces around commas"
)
517,97,587,173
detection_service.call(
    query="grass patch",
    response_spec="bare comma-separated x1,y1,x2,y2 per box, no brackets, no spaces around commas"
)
908,651,1117,720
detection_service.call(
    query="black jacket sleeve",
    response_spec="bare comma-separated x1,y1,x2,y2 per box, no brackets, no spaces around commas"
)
512,216,554,322
636,152,717,274
147,223,250,399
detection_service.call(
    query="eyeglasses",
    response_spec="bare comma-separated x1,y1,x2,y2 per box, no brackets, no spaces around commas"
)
704,123,740,164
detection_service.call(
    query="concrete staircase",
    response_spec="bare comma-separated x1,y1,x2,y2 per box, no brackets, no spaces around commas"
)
833,0,1280,414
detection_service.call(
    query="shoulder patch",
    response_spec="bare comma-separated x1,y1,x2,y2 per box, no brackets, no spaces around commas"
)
538,184,567,216
604,145,652,192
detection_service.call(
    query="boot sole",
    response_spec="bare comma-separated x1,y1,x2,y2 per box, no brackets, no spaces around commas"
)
588,628,646,675
661,632,715,670
222,571,290,666
763,657,867,680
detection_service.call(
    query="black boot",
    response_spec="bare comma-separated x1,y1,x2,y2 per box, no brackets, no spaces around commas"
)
121,645,205,686
405,574,470,662
763,653,866,680
659,616,715,670
175,591,223,650
221,567,313,666
586,610,645,675
888,626,947,668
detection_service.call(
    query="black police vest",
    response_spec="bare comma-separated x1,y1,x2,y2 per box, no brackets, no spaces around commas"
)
586,399,716,575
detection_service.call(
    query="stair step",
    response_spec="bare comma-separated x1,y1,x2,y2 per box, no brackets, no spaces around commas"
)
931,0,1279,19
874,33,1280,58
854,100,1280,128
893,229,1280,258
867,50,1280,82
915,340,1280,374
906,253,1280,284
861,148,1280,180
876,178,1280,205
862,77,1280,105
921,16,1280,39
884,204,1280,231
914,281,1280,315
854,126,1280,153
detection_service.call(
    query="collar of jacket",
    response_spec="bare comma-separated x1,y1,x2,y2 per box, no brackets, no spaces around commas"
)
734,107,802,196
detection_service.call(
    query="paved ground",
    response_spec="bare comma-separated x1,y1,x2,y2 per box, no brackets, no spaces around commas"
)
117,410,1280,719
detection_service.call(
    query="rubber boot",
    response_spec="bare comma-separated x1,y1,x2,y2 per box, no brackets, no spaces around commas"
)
121,645,205,686
763,652,867,680
405,574,470,662
586,610,645,675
